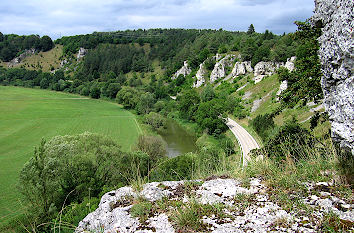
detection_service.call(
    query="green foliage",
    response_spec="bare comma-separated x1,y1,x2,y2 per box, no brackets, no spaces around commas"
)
130,201,153,224
135,92,156,115
200,84,215,102
264,121,317,163
177,89,200,121
51,197,100,233
250,113,275,141
195,98,228,136
150,153,197,181
144,112,167,131
278,21,323,106
0,33,54,61
18,132,150,226
116,86,140,109
247,24,255,34
135,135,167,163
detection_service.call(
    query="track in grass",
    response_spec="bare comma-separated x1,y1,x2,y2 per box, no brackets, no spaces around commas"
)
0,86,141,225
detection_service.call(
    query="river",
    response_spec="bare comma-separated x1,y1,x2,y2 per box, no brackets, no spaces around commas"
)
157,119,197,157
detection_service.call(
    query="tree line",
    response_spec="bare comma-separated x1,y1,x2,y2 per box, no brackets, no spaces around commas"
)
0,32,54,61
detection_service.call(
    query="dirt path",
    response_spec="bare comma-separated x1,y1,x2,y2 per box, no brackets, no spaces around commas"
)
226,117,260,167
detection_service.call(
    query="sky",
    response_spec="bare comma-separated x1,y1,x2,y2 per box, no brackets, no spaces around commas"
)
0,0,315,39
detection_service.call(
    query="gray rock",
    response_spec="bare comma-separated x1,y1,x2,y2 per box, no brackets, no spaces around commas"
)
284,56,296,72
77,47,87,60
276,80,288,100
231,61,253,77
172,61,191,80
193,63,207,87
312,0,354,154
7,48,36,67
210,55,236,83
253,61,283,83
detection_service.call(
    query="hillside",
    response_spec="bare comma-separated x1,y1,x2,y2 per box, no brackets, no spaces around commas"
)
0,4,353,232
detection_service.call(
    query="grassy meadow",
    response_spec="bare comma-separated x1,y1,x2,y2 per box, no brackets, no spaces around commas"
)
0,86,141,226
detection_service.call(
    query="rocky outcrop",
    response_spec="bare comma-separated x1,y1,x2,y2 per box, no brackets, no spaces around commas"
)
7,48,36,67
276,80,288,101
284,56,296,72
77,47,87,60
76,177,353,233
210,55,236,83
172,61,191,80
231,61,253,77
253,61,284,84
193,63,207,88
312,0,354,153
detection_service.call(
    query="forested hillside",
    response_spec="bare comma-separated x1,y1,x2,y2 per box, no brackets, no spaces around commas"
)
0,33,54,61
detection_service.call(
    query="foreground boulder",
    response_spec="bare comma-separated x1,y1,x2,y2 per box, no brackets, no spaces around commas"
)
312,0,354,154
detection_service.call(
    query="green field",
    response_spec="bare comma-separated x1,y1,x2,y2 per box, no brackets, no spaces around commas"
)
0,86,141,225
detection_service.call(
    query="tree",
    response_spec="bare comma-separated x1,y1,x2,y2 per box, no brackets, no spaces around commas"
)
278,21,323,106
247,24,255,34
40,35,54,51
136,92,156,115
200,84,215,102
177,89,200,120
195,99,228,135
116,86,140,109
135,135,167,163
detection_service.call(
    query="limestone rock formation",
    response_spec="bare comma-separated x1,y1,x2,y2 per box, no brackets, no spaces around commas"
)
193,63,207,88
231,61,253,77
276,80,288,101
210,55,236,83
7,48,36,67
253,61,284,84
172,61,192,80
77,47,87,60
312,0,354,153
284,56,296,72
76,177,354,233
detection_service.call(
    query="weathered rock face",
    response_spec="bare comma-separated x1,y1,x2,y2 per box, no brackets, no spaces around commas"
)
284,56,296,72
7,48,36,67
312,0,354,154
231,61,253,77
210,55,236,83
77,47,87,60
276,80,288,101
193,63,207,88
253,61,284,84
172,61,192,80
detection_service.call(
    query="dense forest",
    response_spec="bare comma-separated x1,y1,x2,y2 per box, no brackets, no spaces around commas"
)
0,33,54,61
55,27,298,76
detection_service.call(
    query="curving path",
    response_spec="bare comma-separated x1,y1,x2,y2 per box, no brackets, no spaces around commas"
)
226,117,260,167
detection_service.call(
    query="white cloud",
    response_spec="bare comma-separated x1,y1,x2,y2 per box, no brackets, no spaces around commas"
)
0,0,314,39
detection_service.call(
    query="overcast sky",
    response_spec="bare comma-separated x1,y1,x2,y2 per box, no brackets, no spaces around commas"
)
0,0,314,39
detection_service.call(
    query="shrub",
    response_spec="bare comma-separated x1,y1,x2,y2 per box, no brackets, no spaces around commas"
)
135,135,167,163
250,113,275,141
143,112,167,131
264,121,317,163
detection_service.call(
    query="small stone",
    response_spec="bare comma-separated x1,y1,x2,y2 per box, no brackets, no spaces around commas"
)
310,195,319,201
340,204,351,211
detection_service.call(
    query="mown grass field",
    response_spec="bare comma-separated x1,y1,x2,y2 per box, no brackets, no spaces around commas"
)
0,86,141,226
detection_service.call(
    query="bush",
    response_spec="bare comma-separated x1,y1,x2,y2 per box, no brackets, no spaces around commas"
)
264,121,317,163
18,132,151,227
143,112,167,131
135,135,167,163
150,153,197,181
250,113,275,141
